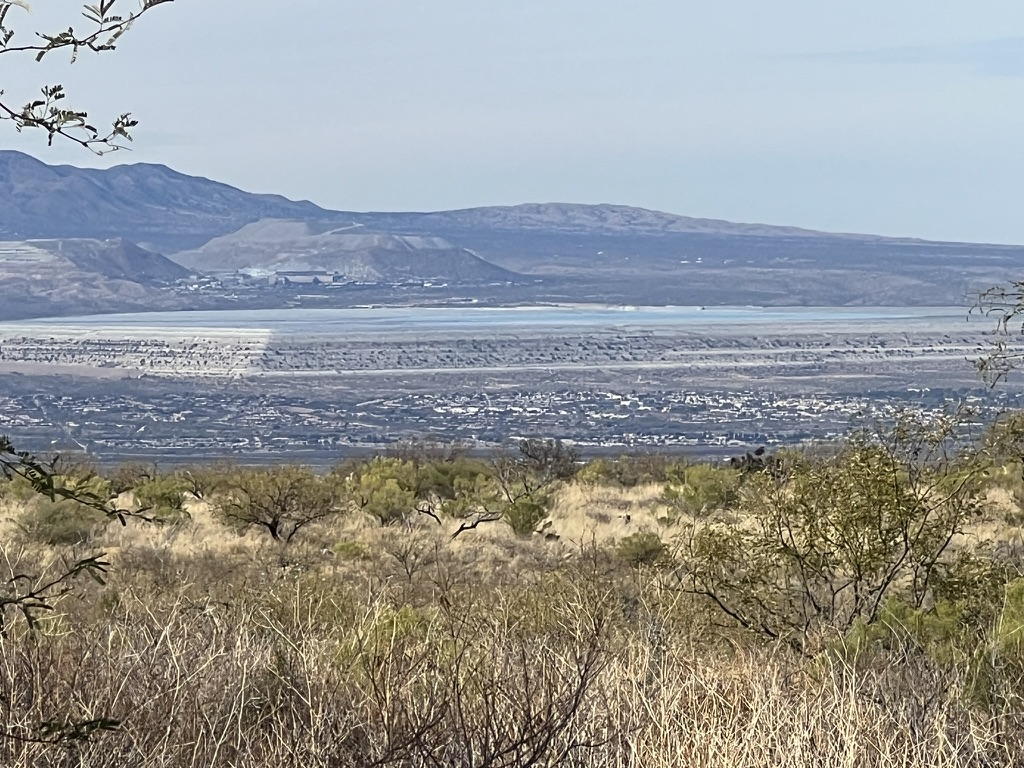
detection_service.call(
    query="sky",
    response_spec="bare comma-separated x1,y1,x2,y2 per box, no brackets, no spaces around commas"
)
5,1,1024,243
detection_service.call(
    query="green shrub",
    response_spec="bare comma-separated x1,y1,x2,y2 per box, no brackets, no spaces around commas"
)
415,456,493,501
844,597,985,666
344,456,418,525
677,414,989,647
485,440,577,537
132,474,191,522
661,462,740,516
577,454,683,488
19,498,110,546
575,458,613,487
504,495,549,537
995,578,1024,659
0,472,43,504
333,540,369,561
105,462,157,494
175,462,238,499
837,575,1024,712
216,465,342,542
617,531,668,567
984,411,1024,465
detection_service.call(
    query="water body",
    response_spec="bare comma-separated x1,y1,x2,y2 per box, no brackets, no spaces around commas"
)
0,304,972,336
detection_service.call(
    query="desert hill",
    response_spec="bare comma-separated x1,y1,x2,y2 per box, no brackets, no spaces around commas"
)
171,219,517,283
0,238,191,320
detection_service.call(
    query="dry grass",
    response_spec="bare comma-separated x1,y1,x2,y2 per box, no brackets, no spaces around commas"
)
1,480,1023,766
550,482,670,544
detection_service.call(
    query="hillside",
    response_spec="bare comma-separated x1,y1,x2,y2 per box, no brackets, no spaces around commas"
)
343,202,856,238
171,219,518,283
0,152,852,254
3,440,1024,766
0,238,191,320
0,151,333,253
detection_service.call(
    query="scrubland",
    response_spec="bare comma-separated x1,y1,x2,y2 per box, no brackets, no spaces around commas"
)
2,417,1024,767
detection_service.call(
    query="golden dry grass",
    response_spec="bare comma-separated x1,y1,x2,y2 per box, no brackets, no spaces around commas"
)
1,478,1023,766
548,482,670,544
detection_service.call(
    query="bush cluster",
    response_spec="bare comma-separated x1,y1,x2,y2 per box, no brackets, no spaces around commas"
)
576,453,684,487
4,416,1024,765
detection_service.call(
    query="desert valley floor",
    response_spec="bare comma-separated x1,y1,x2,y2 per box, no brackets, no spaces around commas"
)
0,304,1018,463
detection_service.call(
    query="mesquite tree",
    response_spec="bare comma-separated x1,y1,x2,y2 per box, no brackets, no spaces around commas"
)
216,465,344,543
676,412,989,649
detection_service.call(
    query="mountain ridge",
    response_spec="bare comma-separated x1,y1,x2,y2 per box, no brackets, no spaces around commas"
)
4,149,1008,252
4,150,1024,316
342,203,868,240
0,150,334,253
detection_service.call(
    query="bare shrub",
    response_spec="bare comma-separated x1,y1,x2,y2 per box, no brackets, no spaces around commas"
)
215,465,343,542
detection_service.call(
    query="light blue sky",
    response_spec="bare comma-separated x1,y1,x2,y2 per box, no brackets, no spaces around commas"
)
6,1,1024,243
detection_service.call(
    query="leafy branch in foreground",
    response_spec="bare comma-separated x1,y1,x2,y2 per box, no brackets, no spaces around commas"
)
8,717,122,746
0,0,174,151
0,435,157,525
0,436,132,637
0,552,109,636
0,437,126,745
0,442,130,749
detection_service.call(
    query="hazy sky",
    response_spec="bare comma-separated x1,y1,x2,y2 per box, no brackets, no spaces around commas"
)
5,1,1024,243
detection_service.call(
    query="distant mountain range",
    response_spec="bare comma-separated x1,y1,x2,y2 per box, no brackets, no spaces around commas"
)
345,203,848,238
0,150,854,251
0,150,332,253
3,149,1024,318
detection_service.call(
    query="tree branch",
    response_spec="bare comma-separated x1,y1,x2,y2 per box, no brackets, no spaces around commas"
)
0,0,175,152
